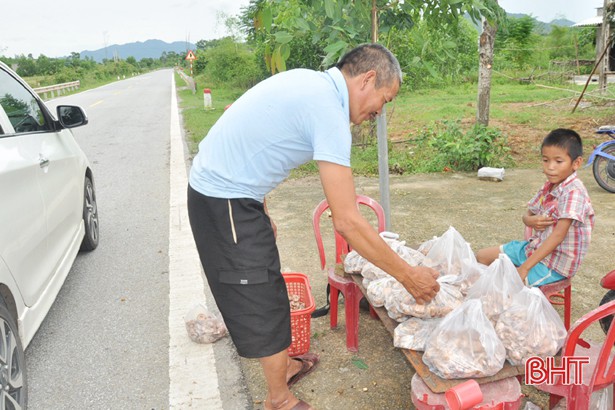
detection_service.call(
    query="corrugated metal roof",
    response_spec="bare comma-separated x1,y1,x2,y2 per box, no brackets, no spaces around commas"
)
573,16,603,27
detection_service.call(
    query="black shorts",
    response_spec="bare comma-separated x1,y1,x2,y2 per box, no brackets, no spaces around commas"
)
187,185,291,358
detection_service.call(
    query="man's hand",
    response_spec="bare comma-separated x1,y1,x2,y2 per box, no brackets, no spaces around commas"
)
399,266,440,305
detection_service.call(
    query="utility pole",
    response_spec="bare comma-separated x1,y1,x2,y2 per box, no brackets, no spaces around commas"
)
598,0,612,92
373,0,391,230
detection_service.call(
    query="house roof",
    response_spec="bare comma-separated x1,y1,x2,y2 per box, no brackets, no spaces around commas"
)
574,15,604,27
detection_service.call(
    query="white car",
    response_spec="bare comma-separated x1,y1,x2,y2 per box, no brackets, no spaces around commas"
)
0,61,99,408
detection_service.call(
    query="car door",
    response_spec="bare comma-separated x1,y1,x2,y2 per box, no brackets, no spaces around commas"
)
37,120,84,281
0,66,51,306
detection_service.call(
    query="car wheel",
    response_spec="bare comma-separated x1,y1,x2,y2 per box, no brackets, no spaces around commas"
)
80,176,99,251
0,302,27,409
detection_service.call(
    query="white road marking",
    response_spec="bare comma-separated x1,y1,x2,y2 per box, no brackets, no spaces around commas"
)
168,73,223,409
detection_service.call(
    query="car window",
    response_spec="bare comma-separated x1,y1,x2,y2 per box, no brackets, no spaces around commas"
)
0,68,52,134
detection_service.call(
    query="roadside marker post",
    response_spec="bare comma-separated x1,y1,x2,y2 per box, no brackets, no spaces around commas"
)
203,89,212,110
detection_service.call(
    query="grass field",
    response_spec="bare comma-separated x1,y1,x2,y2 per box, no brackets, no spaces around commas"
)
176,72,615,173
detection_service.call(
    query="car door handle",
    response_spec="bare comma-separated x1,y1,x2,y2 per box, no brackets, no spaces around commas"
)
39,155,50,168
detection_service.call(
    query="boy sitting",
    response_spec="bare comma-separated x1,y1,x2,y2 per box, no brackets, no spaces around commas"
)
477,129,595,286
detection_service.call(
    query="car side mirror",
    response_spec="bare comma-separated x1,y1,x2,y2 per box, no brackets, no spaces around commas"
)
56,105,88,128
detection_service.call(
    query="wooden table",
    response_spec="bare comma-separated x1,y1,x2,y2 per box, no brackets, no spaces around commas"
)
343,268,525,393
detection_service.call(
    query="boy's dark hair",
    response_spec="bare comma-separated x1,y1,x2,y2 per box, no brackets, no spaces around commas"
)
542,128,583,160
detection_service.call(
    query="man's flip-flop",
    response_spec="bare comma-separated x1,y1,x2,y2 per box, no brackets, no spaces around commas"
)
287,352,319,388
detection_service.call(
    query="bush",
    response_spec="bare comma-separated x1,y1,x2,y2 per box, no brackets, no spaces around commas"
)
423,120,514,171
202,39,264,89
339,120,513,176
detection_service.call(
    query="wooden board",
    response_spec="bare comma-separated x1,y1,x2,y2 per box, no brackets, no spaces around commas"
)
349,272,525,393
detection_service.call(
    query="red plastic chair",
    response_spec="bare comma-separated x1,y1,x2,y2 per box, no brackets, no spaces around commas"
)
312,194,385,352
534,299,615,409
525,226,573,329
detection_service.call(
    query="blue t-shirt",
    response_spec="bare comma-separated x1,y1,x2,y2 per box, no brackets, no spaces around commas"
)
189,67,352,202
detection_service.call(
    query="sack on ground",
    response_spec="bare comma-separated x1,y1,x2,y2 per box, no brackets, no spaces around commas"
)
185,303,228,344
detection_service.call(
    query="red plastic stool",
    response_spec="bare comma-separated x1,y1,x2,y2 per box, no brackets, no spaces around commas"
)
538,278,572,330
525,226,573,330
313,195,385,352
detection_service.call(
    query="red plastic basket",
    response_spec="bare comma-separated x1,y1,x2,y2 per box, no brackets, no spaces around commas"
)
283,272,316,357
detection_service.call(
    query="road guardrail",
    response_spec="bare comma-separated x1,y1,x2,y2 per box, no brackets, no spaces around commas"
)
33,80,80,99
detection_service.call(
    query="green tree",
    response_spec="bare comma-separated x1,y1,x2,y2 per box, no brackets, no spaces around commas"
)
201,38,263,88
242,0,503,74
390,18,479,89
543,26,596,63
15,55,37,77
126,56,138,69
495,15,538,69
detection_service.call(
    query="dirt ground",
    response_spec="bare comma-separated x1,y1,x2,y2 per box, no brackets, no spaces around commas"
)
237,165,614,410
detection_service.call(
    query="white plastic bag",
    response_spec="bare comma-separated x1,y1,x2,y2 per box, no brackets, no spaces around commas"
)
421,226,476,276
184,303,228,344
347,231,412,274
394,317,441,351
358,231,424,280
448,257,485,296
360,261,391,282
397,245,426,267
590,386,613,410
467,253,525,323
384,275,464,319
478,167,505,181
343,249,366,273
495,287,567,365
366,276,398,307
418,236,438,256
423,299,506,379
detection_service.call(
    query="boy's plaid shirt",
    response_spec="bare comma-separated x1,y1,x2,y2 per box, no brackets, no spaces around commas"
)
526,172,595,278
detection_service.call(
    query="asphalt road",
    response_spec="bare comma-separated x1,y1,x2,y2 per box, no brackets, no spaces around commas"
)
25,70,249,409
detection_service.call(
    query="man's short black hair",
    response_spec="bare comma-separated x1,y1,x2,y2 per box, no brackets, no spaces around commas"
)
542,128,583,160
335,43,402,88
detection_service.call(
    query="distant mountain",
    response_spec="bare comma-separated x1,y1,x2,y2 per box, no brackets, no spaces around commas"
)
506,13,576,34
550,18,576,27
466,13,575,34
79,39,196,62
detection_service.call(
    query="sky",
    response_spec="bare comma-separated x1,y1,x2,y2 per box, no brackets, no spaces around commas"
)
0,0,606,59
498,0,604,24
